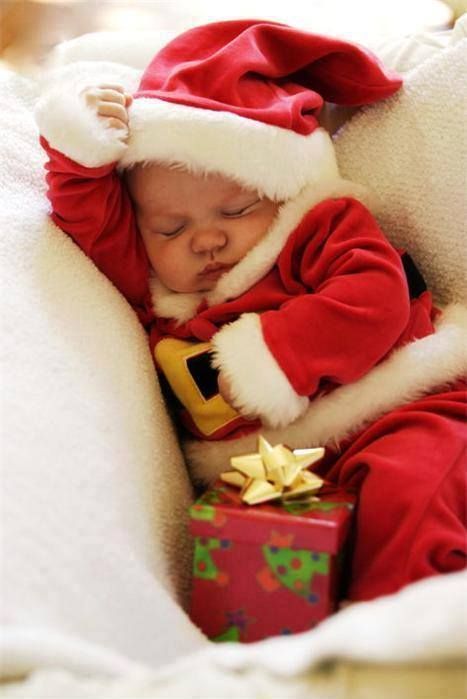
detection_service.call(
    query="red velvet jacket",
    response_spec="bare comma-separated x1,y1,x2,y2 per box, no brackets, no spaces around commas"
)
41,137,445,452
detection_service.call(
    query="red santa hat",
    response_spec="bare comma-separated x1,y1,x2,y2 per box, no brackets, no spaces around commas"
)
120,19,402,200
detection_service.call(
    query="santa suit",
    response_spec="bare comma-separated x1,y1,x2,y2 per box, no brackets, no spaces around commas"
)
35,20,466,602
39,138,466,601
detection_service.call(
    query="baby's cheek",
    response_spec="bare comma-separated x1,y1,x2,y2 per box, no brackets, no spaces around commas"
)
142,236,165,272
148,240,185,285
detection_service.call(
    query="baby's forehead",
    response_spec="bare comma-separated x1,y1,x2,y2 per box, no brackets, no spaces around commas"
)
125,161,260,208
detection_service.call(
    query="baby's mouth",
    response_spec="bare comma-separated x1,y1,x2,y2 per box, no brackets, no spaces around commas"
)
198,262,233,280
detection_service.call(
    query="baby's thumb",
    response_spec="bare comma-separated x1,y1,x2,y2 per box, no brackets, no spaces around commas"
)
125,93,133,107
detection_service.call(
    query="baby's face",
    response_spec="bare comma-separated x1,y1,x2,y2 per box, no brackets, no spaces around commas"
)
126,164,281,293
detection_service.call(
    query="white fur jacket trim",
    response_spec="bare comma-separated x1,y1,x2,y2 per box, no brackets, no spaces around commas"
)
210,313,309,428
186,303,467,484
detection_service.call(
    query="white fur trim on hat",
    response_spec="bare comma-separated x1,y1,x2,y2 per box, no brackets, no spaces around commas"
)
120,98,339,201
186,303,467,484
35,82,128,168
210,313,309,428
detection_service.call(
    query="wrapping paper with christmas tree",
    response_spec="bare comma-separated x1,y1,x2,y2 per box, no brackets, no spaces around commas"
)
188,439,355,643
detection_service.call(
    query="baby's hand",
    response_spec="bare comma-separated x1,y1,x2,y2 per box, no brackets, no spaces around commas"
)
81,84,133,134
218,371,258,421
218,371,236,408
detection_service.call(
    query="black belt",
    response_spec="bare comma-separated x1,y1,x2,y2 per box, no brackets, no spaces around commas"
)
401,252,427,299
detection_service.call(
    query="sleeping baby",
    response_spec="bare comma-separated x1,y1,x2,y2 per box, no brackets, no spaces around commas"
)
35,19,466,602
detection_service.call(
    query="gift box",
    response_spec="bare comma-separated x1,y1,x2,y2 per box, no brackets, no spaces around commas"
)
189,480,355,643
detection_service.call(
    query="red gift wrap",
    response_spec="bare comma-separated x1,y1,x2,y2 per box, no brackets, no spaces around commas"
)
189,481,355,643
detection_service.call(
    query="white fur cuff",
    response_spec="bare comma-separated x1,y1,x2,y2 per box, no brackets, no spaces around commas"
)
34,84,128,168
187,303,467,485
210,313,309,428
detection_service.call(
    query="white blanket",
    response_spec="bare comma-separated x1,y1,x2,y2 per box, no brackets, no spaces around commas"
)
1,19,466,699
1,571,466,698
0,66,205,672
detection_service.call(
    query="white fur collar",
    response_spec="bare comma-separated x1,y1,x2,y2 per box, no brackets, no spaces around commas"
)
149,178,373,324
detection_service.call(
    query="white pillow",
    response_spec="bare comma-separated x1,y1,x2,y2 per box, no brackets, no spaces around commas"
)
335,24,467,305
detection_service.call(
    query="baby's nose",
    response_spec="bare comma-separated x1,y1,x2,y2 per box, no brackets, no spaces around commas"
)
191,227,227,254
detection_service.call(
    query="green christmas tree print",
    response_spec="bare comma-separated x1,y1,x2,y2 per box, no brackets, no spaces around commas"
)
212,625,240,642
190,488,228,528
193,536,230,586
259,534,329,603
283,499,351,515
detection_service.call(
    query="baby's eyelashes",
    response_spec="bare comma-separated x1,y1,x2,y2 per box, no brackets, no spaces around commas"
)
145,215,186,237
146,198,263,237
157,224,185,237
221,199,261,217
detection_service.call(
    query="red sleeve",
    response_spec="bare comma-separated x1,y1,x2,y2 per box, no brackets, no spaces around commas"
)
261,197,411,396
41,136,152,326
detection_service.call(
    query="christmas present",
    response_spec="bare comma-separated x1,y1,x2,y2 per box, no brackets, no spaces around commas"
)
188,438,355,643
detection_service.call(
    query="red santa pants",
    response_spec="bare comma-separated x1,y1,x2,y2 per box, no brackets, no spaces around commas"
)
318,384,466,602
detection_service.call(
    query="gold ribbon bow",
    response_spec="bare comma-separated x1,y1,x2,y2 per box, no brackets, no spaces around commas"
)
220,436,325,505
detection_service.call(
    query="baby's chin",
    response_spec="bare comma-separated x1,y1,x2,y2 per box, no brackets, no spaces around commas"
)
163,278,216,294
163,272,230,294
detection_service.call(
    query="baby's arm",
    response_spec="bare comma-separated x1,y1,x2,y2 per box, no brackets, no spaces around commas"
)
35,84,150,320
212,198,412,427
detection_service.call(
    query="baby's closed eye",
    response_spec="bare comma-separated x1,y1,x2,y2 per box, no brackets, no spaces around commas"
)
222,199,260,217
156,224,185,237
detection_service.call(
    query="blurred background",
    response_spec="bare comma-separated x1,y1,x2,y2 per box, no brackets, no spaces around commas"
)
0,0,465,75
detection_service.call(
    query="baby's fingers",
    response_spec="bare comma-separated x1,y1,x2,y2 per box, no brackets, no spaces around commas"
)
93,87,126,106
83,85,131,108
96,101,129,125
97,85,133,106
104,117,128,132
97,83,125,93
